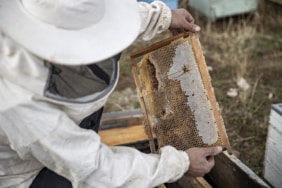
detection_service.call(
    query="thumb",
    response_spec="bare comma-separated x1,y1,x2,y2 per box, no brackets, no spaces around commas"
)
204,146,223,156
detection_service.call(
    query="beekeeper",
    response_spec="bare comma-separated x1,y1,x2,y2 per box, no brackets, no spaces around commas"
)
0,0,222,187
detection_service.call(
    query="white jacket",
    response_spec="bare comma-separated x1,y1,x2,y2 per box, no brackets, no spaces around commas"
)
0,1,190,188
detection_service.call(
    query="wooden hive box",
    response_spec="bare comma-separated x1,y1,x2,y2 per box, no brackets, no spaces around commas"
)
188,0,258,22
264,103,282,188
267,0,282,5
137,0,178,9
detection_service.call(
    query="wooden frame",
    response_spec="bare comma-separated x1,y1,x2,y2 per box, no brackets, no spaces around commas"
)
130,32,231,153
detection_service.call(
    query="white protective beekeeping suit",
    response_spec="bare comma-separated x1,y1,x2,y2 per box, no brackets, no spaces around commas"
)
0,1,190,188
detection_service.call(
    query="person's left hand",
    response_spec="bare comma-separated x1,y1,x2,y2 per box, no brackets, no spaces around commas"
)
169,8,200,35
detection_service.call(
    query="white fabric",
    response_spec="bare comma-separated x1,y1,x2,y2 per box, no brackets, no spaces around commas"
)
138,1,172,40
0,1,190,188
0,102,189,188
0,0,141,65
21,0,105,29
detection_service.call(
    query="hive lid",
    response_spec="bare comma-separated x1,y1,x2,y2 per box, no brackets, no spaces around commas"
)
272,103,282,116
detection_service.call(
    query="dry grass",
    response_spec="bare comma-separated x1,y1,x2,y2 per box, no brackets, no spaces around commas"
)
105,0,282,177
196,0,282,176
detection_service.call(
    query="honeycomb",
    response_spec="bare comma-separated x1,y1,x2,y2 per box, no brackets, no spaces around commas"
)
131,33,231,152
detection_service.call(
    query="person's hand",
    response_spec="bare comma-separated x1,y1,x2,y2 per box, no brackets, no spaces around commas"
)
169,8,200,35
185,146,222,177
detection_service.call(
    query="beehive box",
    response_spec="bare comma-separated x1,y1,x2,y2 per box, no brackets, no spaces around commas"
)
264,103,282,188
131,33,231,153
267,0,282,5
188,0,258,22
137,0,178,9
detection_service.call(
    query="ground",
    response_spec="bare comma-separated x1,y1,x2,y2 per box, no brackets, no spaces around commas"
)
104,0,282,178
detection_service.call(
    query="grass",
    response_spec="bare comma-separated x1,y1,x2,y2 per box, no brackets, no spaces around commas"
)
105,0,282,177
195,0,282,176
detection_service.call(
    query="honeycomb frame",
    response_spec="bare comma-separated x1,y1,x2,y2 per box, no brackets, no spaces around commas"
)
130,32,231,154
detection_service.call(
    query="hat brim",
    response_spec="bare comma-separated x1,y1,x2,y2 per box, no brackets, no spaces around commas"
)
0,0,141,65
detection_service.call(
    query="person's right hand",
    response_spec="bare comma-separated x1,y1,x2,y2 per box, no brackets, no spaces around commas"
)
185,146,223,177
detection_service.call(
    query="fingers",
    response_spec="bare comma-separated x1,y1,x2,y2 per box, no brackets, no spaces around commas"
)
183,23,201,33
170,9,200,33
203,147,221,173
204,146,223,156
184,10,194,23
185,147,221,177
206,156,215,171
169,23,200,35
206,155,214,162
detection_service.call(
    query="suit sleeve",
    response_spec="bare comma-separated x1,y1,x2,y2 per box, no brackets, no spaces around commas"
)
138,1,172,40
0,99,189,188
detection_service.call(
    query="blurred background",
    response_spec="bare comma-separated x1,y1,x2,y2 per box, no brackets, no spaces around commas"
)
104,0,282,178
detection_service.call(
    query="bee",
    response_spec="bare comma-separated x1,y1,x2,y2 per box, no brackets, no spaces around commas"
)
168,65,191,78
177,65,191,77
182,65,191,73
